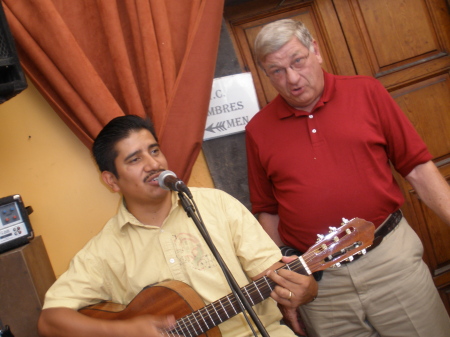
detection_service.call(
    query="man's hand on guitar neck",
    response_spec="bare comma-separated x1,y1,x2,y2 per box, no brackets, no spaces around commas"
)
265,256,318,307
264,256,318,336
38,307,177,337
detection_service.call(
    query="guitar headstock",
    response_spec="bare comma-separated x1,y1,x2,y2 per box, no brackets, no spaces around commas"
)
303,218,375,273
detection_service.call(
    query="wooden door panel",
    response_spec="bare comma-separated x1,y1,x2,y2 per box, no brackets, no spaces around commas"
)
391,74,450,158
379,56,450,89
334,0,450,78
359,0,439,68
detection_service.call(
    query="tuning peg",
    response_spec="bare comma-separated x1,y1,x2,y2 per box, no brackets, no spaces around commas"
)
341,218,349,224
316,234,324,241
359,249,367,255
333,262,342,268
329,226,337,232
347,256,354,262
333,236,339,242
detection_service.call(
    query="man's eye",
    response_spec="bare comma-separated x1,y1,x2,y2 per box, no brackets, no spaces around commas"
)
294,56,308,67
292,56,308,69
129,157,140,163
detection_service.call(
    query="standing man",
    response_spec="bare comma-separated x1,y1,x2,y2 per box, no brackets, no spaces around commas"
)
245,19,450,337
37,115,317,337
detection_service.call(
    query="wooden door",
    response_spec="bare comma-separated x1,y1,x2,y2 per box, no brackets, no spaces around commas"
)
224,0,450,312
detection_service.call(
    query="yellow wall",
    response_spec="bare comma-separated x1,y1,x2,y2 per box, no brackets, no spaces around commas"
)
0,80,214,277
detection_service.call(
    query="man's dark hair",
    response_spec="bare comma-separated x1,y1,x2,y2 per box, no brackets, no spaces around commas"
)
92,115,159,177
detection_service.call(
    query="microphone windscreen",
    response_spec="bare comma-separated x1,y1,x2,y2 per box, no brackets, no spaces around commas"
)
158,170,177,190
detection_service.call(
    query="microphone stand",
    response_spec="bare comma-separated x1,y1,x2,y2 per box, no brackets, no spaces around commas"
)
177,191,270,337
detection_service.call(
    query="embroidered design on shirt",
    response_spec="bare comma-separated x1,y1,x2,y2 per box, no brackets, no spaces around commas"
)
174,233,215,270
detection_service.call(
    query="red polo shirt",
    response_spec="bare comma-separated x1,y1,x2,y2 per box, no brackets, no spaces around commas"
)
245,71,432,252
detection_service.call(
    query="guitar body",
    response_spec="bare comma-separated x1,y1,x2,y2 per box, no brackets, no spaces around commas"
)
79,280,221,337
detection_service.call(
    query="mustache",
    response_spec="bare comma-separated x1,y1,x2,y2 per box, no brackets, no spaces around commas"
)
143,169,165,183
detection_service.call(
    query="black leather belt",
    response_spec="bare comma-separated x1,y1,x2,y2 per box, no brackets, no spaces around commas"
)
371,209,403,250
341,209,403,264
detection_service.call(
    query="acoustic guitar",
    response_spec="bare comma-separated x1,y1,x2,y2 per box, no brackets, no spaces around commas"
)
80,218,374,336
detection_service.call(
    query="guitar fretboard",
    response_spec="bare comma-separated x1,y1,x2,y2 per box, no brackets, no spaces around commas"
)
163,258,307,337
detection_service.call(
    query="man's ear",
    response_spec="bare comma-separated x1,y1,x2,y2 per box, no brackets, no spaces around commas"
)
311,40,323,64
101,171,121,192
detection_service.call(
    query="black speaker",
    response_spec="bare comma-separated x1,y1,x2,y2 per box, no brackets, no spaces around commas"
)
0,1,27,104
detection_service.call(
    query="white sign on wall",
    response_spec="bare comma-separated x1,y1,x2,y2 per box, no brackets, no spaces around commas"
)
203,73,260,141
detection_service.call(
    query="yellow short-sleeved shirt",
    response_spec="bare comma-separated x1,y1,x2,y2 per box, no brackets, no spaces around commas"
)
43,188,296,337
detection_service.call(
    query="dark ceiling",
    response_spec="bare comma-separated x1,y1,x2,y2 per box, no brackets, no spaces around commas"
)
224,0,288,8
224,0,257,6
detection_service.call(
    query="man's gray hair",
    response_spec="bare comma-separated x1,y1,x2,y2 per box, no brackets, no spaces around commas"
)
254,19,314,67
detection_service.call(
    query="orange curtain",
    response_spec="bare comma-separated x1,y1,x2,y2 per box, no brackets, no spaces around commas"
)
2,0,224,181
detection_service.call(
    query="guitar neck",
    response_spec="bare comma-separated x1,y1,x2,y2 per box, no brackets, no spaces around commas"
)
164,258,307,336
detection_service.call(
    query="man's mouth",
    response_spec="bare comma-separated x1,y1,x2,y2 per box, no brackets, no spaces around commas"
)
291,86,303,94
143,170,165,183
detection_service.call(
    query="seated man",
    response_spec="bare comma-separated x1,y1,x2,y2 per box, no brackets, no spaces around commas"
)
37,115,317,337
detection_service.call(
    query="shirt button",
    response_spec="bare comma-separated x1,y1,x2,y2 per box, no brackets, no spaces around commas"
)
169,258,175,264
312,129,317,133
309,115,313,118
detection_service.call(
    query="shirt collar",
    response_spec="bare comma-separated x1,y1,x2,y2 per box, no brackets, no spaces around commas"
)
276,69,335,119
117,192,181,230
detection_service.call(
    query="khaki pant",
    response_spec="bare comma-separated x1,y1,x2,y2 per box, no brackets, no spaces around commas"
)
299,217,450,337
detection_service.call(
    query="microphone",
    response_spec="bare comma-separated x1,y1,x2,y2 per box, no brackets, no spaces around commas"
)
158,170,192,198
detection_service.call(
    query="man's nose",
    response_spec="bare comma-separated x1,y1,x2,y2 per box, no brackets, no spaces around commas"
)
286,66,300,84
143,155,159,171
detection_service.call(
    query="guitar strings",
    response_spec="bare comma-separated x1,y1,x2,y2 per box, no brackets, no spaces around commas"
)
161,275,276,336
161,259,309,336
